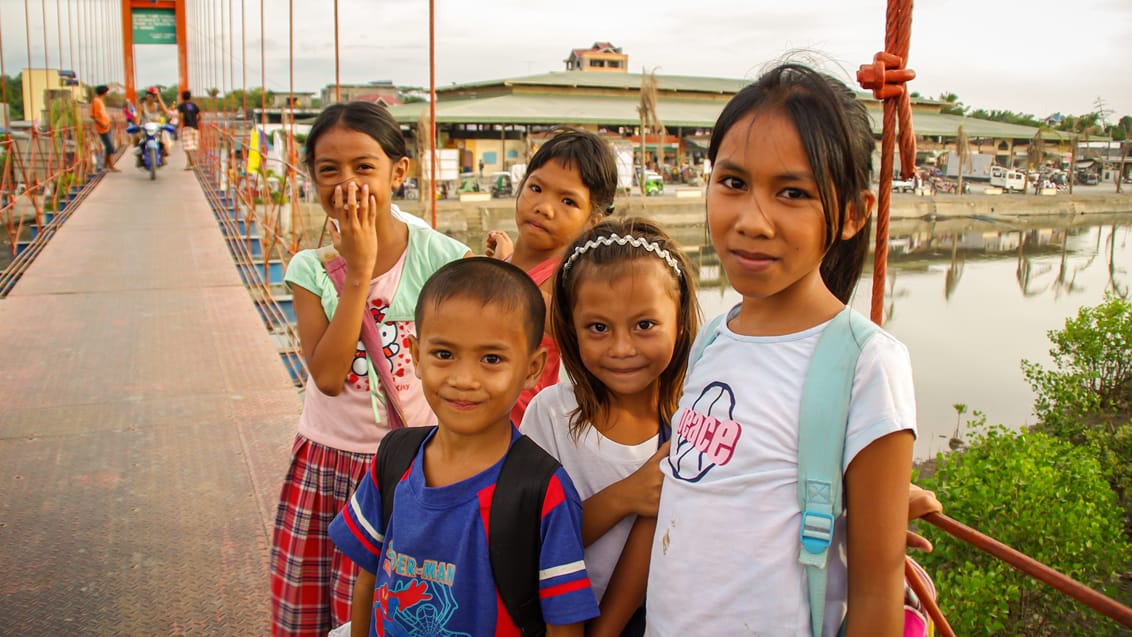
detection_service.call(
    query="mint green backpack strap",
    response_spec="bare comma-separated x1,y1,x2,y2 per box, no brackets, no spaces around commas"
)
798,307,880,637
688,313,726,368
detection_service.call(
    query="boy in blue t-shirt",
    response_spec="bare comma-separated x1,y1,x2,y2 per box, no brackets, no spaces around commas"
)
330,257,599,636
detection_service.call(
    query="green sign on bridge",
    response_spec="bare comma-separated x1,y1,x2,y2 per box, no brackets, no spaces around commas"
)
132,8,176,45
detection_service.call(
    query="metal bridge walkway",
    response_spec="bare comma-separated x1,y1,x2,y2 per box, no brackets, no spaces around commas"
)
0,156,300,635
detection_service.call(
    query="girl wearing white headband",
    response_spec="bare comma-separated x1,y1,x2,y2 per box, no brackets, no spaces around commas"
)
522,217,700,637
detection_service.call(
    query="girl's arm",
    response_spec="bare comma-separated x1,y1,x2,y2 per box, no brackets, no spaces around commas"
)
843,429,915,637
581,441,668,545
157,92,172,117
586,515,654,637
296,185,379,395
350,567,376,637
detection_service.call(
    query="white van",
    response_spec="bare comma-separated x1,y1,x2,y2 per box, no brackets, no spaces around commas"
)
990,166,1027,192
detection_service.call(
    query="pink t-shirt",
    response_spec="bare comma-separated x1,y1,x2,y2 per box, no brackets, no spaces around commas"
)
294,249,436,454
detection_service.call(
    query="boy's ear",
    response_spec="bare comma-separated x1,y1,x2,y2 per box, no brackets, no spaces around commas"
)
408,334,422,378
523,346,548,391
841,190,876,240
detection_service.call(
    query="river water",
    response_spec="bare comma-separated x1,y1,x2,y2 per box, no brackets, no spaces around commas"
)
689,213,1132,460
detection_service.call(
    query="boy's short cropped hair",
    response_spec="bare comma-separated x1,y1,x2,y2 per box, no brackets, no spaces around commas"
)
523,128,619,216
95,85,109,96
181,90,192,101
416,257,545,352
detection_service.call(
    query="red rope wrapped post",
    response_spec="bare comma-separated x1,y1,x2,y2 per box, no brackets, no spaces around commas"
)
857,0,917,326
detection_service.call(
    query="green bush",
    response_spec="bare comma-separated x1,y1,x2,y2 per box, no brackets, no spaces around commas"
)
1022,292,1132,529
916,422,1131,636
1022,292,1132,440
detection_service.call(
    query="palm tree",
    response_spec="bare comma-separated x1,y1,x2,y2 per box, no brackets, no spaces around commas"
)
955,125,971,195
637,68,663,199
950,403,967,451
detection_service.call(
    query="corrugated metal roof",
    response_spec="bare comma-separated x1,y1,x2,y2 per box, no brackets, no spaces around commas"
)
387,93,731,128
395,80,1056,141
389,94,1058,142
439,71,752,95
890,110,1055,140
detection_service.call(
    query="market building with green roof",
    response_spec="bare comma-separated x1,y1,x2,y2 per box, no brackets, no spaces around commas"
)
385,66,1075,182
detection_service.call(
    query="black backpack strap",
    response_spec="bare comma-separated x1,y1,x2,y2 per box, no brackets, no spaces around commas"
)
375,426,435,532
489,435,561,637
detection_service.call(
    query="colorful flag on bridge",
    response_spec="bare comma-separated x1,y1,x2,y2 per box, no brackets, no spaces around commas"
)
247,127,273,175
246,127,261,174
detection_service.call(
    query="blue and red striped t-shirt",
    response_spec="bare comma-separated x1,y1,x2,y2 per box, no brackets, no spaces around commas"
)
330,427,598,636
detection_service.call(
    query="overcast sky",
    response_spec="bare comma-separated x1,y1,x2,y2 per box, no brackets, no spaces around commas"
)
3,0,1129,121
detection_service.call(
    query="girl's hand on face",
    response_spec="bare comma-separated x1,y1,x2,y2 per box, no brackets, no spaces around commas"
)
484,230,513,260
334,182,379,274
622,441,670,517
328,216,343,253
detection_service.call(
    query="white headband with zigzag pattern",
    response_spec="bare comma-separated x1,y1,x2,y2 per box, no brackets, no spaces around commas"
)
562,232,682,278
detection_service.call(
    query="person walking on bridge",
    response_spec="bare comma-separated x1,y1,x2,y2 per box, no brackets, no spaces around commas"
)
176,90,200,171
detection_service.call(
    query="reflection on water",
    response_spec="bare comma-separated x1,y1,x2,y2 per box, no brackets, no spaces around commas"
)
463,213,1128,461
661,213,1132,461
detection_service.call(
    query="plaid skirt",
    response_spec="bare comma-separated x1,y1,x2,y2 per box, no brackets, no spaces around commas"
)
181,126,199,152
270,435,374,637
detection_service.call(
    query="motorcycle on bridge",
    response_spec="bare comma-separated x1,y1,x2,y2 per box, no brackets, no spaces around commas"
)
126,121,177,180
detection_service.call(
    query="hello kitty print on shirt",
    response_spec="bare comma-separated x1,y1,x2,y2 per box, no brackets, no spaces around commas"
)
344,298,416,392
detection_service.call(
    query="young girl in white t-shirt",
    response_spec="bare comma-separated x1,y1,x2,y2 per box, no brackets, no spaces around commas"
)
522,217,700,637
645,63,917,636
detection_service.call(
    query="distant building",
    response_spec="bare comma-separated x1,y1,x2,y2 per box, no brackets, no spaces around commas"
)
20,68,85,122
387,69,1066,183
564,42,628,73
320,81,402,107
271,92,316,109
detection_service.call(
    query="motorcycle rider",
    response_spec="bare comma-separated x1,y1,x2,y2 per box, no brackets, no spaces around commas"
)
134,87,173,167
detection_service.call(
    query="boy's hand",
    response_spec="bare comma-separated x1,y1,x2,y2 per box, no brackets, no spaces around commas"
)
621,441,669,517
484,230,513,260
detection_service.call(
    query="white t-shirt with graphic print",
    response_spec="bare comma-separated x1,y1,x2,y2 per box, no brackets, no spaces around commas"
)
522,383,664,603
645,307,917,637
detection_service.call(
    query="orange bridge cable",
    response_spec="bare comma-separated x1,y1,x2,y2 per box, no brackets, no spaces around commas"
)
0,11,10,130
923,512,1132,628
857,0,917,327
428,0,437,228
286,0,301,253
55,0,63,75
67,0,75,78
229,0,236,109
333,0,340,103
240,0,247,114
41,0,49,82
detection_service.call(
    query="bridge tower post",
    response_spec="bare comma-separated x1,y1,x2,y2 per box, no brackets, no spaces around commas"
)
120,0,189,104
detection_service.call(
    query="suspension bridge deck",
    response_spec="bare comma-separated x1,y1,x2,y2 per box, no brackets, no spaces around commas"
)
0,156,300,634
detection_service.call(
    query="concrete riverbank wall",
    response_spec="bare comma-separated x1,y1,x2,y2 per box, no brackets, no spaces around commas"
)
393,190,1132,236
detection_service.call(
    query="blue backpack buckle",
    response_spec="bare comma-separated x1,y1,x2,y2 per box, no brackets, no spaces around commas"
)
800,510,834,554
